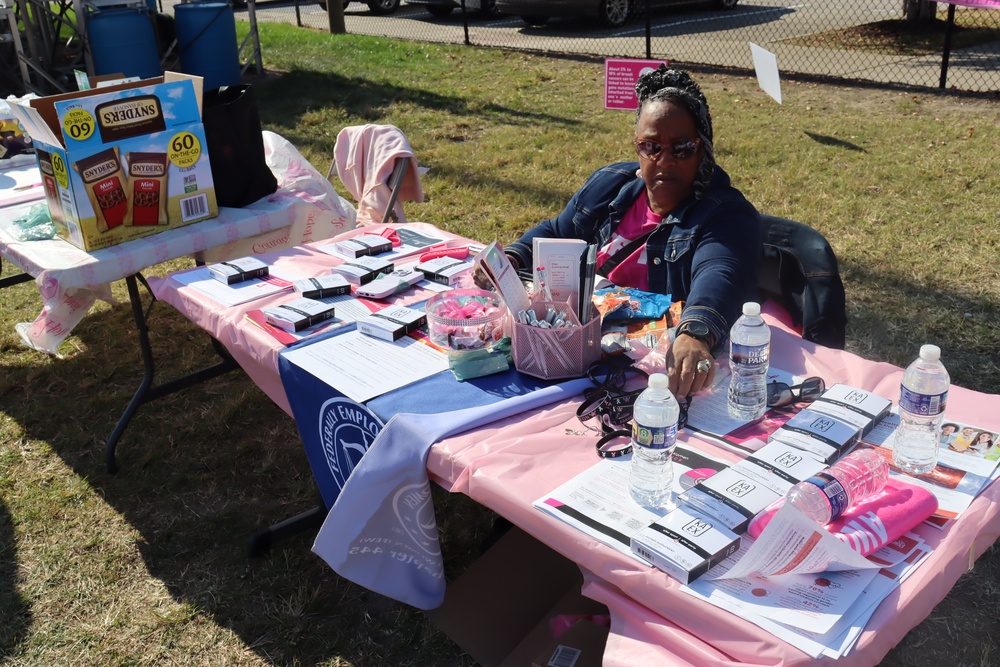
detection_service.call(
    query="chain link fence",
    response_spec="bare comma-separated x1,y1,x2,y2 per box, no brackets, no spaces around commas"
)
247,0,1000,92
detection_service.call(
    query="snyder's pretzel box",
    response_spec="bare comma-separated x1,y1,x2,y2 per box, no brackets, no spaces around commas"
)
8,72,218,252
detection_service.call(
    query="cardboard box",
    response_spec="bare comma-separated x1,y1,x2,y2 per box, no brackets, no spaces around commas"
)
531,619,609,667
427,526,608,667
9,72,217,252
630,506,741,584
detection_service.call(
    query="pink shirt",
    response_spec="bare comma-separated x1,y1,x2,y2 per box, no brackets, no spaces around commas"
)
596,195,663,291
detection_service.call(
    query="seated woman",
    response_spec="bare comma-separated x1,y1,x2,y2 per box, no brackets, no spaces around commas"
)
505,66,761,397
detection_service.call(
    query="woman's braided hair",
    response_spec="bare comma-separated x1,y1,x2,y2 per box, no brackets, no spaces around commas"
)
634,65,715,199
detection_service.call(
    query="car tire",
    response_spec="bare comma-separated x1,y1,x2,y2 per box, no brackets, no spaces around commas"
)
478,0,499,17
519,14,548,26
427,4,454,16
717,0,738,8
597,0,630,28
366,0,400,14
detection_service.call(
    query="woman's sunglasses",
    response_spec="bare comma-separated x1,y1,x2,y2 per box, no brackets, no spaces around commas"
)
634,138,701,162
766,377,826,409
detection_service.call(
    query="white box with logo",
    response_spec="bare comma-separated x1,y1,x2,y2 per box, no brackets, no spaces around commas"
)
679,441,827,533
630,506,741,584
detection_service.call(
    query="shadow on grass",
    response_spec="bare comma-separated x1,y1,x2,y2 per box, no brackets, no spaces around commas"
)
803,131,867,152
0,499,32,659
254,69,581,144
0,289,483,665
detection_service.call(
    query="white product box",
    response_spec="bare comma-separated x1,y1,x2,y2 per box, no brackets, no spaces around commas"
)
532,237,588,303
355,267,425,299
416,256,475,286
293,274,351,299
630,507,741,584
262,298,336,332
808,384,892,437
679,441,827,533
331,255,395,285
332,234,393,258
357,305,427,341
208,256,269,284
769,408,861,464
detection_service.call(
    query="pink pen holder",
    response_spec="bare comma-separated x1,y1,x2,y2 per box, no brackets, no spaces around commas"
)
512,297,601,380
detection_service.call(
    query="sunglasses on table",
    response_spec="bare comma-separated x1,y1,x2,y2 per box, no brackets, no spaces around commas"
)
634,138,701,162
766,376,826,409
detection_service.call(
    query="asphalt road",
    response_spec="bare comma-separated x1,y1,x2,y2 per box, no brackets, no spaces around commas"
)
237,0,901,61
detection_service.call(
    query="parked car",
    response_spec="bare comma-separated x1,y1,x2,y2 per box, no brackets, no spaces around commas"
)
405,0,499,18
497,0,737,29
316,0,401,15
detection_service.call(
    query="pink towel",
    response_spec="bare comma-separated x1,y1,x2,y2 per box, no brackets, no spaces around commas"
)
747,479,939,556
334,124,424,226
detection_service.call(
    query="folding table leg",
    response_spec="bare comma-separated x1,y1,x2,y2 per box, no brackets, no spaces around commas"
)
247,501,328,558
0,271,34,289
104,273,239,473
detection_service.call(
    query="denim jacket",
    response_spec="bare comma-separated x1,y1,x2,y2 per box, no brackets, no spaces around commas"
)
506,162,761,353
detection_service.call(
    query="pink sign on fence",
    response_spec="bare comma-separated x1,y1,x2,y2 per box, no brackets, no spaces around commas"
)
604,58,669,110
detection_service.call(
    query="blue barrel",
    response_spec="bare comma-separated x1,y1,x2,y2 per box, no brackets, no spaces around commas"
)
86,6,162,79
174,2,241,90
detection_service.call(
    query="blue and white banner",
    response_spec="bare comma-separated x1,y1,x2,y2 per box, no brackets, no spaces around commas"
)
310,379,593,609
278,334,592,607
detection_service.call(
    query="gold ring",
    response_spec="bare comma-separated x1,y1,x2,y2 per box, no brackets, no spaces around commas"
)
697,359,712,373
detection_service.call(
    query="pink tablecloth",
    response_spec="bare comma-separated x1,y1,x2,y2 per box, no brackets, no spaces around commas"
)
426,319,1000,666
148,222,466,414
149,222,1000,666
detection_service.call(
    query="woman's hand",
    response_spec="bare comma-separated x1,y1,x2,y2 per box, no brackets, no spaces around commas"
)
666,333,716,398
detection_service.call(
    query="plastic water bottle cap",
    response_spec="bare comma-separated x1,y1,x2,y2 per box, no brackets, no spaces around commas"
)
648,373,669,391
919,344,941,362
742,302,761,317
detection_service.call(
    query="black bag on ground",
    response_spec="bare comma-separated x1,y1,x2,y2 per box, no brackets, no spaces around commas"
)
201,84,278,208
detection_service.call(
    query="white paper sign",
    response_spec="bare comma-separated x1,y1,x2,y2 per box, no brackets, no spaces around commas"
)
750,42,782,105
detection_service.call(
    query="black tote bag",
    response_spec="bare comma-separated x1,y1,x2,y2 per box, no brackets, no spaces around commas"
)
201,84,278,208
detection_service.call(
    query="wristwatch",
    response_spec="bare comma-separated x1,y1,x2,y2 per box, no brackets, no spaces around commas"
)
676,320,713,347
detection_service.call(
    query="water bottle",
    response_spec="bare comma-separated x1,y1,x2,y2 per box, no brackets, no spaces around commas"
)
894,344,950,475
629,373,679,509
728,302,770,421
785,449,890,524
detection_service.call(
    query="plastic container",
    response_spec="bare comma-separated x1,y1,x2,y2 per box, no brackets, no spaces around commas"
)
425,288,505,351
786,449,890,524
629,373,679,509
728,302,771,421
174,2,241,90
86,6,162,80
894,344,950,474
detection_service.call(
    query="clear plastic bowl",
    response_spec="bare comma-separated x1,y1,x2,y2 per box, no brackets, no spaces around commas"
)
425,288,506,350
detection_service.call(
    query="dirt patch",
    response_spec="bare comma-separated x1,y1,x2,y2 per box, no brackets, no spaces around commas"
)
784,14,1000,56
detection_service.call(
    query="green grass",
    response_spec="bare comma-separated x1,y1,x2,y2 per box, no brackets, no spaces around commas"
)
2,21,1000,666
